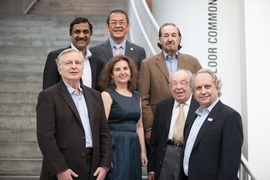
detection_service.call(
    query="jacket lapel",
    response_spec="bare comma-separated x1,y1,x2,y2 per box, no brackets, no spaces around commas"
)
81,86,94,129
165,98,175,134
192,100,223,150
156,52,170,83
101,39,113,62
125,40,133,58
58,81,82,123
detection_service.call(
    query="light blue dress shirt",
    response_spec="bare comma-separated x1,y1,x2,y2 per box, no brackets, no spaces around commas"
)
163,51,178,76
183,98,219,175
109,38,126,55
65,82,93,148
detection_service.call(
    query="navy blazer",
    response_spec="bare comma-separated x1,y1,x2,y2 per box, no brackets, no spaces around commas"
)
42,46,104,90
179,100,243,180
148,96,199,179
89,39,146,69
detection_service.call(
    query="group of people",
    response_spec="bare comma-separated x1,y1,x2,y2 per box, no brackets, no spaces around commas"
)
36,9,243,180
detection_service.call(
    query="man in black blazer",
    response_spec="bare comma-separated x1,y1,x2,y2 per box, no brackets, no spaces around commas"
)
37,49,112,180
147,69,199,180
43,17,104,90
179,69,243,180
89,9,146,69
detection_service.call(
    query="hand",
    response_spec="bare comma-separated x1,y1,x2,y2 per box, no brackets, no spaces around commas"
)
145,130,152,144
141,153,148,167
56,169,78,180
148,174,154,180
93,167,108,180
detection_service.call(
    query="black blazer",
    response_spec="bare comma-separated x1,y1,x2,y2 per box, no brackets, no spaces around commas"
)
42,46,104,90
89,39,146,69
147,96,199,179
179,100,243,180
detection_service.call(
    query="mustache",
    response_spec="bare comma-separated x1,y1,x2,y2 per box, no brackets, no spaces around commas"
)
76,37,87,41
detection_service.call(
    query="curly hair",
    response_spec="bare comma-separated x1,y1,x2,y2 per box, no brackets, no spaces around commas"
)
98,55,138,92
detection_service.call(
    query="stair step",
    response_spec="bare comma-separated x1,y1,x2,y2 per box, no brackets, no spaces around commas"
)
0,92,38,103
0,82,41,93
0,129,37,143
0,143,41,159
0,176,39,180
0,158,41,176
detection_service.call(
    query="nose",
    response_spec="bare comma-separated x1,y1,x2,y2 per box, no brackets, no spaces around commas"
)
201,87,206,94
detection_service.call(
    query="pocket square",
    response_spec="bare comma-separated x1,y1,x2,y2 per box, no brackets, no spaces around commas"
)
207,118,213,122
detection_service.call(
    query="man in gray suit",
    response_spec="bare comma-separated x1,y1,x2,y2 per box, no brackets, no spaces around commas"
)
90,9,146,69
37,49,112,180
138,23,202,145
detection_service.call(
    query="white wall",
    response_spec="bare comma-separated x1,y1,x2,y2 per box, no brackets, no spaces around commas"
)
151,0,270,179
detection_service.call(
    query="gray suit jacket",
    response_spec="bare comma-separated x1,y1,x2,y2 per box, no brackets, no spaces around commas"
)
89,39,146,68
138,52,202,130
36,81,112,180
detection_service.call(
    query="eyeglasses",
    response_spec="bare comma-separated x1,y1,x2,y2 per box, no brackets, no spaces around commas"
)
61,60,83,67
108,21,127,26
170,80,188,87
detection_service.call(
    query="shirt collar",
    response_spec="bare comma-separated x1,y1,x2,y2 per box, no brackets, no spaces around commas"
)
173,95,192,109
63,81,83,95
70,43,92,59
163,51,178,60
196,98,220,114
109,38,126,50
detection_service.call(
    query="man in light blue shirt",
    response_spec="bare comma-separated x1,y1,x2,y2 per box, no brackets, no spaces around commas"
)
179,69,243,180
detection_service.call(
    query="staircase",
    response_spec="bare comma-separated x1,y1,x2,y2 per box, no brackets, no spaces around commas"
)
29,0,127,15
0,13,109,179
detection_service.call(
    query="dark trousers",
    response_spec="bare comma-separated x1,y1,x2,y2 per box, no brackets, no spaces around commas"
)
84,154,92,180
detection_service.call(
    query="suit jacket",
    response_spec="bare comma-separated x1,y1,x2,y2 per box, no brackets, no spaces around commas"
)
42,46,104,90
147,96,199,179
36,81,112,180
179,100,243,180
89,39,146,68
138,52,202,130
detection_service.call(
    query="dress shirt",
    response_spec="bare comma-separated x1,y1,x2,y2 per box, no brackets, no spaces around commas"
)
163,51,178,76
109,38,126,55
71,43,92,88
168,96,191,140
64,82,93,148
183,98,220,175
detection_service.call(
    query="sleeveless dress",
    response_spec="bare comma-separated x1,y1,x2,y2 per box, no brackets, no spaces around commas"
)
105,88,142,180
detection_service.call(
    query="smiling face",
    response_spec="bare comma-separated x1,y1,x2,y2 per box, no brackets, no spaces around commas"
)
111,60,131,86
70,22,91,52
193,72,219,110
57,51,84,86
106,12,130,44
169,71,191,104
159,25,181,56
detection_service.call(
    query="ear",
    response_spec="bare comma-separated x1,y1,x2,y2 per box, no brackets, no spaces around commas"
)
106,23,110,32
57,65,62,75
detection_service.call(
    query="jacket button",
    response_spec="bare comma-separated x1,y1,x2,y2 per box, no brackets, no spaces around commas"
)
82,153,86,156
159,162,162,164
82,136,85,140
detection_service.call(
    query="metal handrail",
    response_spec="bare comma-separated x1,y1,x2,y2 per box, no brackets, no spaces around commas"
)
23,0,37,14
128,0,257,180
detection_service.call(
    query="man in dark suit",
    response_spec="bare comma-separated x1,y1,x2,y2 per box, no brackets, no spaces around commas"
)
37,49,112,180
138,23,202,146
179,69,243,180
43,17,104,90
147,69,199,180
89,9,146,69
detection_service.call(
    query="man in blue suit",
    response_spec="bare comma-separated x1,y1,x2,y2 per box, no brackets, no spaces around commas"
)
90,9,146,69
179,69,243,180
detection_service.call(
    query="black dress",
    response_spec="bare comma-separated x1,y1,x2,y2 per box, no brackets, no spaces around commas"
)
105,88,142,180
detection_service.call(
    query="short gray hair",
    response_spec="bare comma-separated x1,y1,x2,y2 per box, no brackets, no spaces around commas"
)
190,69,222,97
55,48,83,66
169,69,192,83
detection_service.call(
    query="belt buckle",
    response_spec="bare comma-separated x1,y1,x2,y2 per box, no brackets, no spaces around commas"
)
174,141,180,147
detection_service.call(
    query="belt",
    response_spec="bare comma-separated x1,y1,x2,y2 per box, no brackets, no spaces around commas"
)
85,148,93,154
167,139,183,147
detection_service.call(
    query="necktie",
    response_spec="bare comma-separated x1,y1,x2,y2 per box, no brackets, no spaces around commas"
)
172,103,185,144
114,44,121,56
